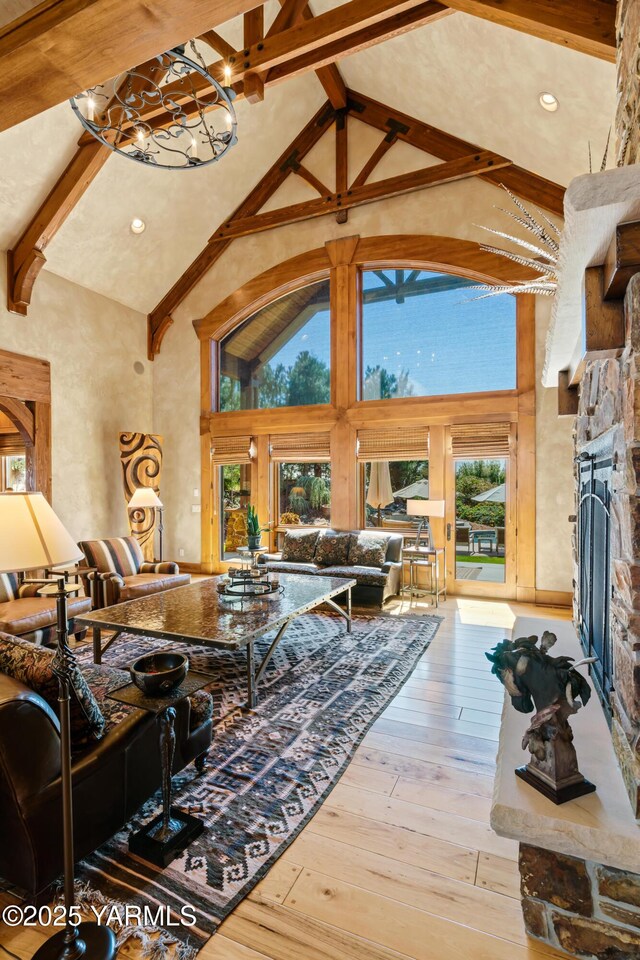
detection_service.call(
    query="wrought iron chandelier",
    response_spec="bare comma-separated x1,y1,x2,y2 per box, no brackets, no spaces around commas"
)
70,41,237,170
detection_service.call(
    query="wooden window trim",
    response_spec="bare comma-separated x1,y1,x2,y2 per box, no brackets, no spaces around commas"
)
200,235,536,595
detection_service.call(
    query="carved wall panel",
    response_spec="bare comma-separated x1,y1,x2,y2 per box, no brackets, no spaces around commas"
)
119,432,163,560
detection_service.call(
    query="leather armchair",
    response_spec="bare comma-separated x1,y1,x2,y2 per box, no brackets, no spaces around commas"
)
0,572,90,647
0,667,212,900
78,537,190,609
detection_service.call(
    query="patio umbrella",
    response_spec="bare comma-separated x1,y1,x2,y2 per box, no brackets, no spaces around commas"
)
471,482,506,503
366,461,394,525
392,479,430,499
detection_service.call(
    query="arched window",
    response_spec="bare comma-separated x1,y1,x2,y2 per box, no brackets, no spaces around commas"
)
360,269,516,400
218,279,331,411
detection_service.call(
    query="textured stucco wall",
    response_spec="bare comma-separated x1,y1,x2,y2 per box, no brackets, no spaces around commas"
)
154,170,575,589
0,253,153,543
535,298,574,593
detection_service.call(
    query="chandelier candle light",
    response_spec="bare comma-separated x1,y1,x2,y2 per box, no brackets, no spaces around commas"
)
70,42,237,169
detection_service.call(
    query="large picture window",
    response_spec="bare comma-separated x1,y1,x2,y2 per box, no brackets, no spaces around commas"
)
219,279,331,411
0,454,26,492
360,269,516,400
278,462,331,527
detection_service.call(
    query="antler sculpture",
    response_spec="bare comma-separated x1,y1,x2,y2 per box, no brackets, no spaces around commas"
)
486,632,596,804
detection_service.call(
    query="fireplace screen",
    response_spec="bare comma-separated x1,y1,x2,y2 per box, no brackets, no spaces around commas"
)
577,447,613,716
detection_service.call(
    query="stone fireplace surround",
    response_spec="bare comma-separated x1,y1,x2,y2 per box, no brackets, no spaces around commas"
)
576,274,640,820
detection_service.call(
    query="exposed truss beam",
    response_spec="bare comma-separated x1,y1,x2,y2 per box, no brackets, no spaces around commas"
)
228,0,450,82
0,0,264,132
440,0,616,62
209,151,511,240
297,4,347,110
347,89,565,216
114,0,445,138
243,7,265,103
147,100,335,358
147,86,565,356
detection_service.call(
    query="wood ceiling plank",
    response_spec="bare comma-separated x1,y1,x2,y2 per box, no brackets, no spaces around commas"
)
439,0,616,62
147,99,335,357
348,89,565,216
211,151,512,240
0,0,268,132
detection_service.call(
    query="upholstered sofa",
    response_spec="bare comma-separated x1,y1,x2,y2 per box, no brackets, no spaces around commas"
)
0,572,91,646
0,631,212,900
259,528,403,606
79,536,190,608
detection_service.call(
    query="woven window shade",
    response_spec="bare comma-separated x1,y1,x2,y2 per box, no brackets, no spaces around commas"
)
357,426,429,463
211,435,254,465
270,432,331,462
0,435,26,457
450,422,511,459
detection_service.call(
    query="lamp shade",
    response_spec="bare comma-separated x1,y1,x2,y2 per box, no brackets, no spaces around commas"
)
407,498,445,518
128,487,163,509
0,492,82,573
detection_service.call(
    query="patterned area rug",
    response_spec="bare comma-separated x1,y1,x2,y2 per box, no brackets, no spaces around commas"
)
74,611,440,956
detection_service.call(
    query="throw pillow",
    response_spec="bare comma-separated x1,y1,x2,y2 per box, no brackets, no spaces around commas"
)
348,532,388,569
281,529,321,563
0,633,106,744
314,531,351,566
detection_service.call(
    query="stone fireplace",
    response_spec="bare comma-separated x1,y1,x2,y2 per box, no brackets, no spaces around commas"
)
576,275,640,819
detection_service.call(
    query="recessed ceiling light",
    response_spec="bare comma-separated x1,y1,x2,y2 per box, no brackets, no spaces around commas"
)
130,218,146,235
539,92,559,112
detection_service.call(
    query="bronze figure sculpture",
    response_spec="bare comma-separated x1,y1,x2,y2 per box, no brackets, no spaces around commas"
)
486,631,596,804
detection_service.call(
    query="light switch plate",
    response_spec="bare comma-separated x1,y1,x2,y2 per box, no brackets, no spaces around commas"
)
193,488,199,498
191,504,201,514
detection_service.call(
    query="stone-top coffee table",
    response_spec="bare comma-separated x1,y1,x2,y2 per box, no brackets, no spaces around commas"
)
75,573,355,708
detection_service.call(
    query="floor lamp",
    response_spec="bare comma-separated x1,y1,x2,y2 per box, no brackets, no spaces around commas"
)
407,498,446,548
0,493,116,960
128,486,164,561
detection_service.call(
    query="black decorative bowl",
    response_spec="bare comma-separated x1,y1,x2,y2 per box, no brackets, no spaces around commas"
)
130,652,188,695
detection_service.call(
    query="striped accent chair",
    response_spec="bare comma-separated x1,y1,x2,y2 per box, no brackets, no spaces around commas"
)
0,572,91,647
78,536,190,609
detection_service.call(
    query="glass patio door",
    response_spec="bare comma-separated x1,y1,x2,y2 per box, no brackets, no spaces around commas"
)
446,451,516,598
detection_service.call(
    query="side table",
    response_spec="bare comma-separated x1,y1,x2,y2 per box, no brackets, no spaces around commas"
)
107,672,212,867
402,546,446,607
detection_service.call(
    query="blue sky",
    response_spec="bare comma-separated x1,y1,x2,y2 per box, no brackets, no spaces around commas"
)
268,271,517,397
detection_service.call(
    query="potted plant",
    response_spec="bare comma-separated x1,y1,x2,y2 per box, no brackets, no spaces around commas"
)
247,505,267,550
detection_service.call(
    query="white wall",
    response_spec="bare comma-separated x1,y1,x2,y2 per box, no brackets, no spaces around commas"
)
0,254,153,543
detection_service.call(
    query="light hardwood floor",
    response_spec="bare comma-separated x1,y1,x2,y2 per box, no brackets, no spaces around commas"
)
0,596,571,960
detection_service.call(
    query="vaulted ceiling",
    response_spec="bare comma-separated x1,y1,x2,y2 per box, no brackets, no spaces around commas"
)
0,0,617,354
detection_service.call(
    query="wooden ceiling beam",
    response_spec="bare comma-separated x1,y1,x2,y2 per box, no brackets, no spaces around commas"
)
116,0,448,135
439,0,616,62
147,99,335,358
199,29,236,61
7,55,169,315
0,0,266,132
296,4,347,110
243,7,265,103
335,108,349,223
209,151,512,241
347,89,565,216
227,0,450,80
266,0,310,37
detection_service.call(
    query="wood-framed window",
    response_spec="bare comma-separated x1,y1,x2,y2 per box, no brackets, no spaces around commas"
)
197,235,536,601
